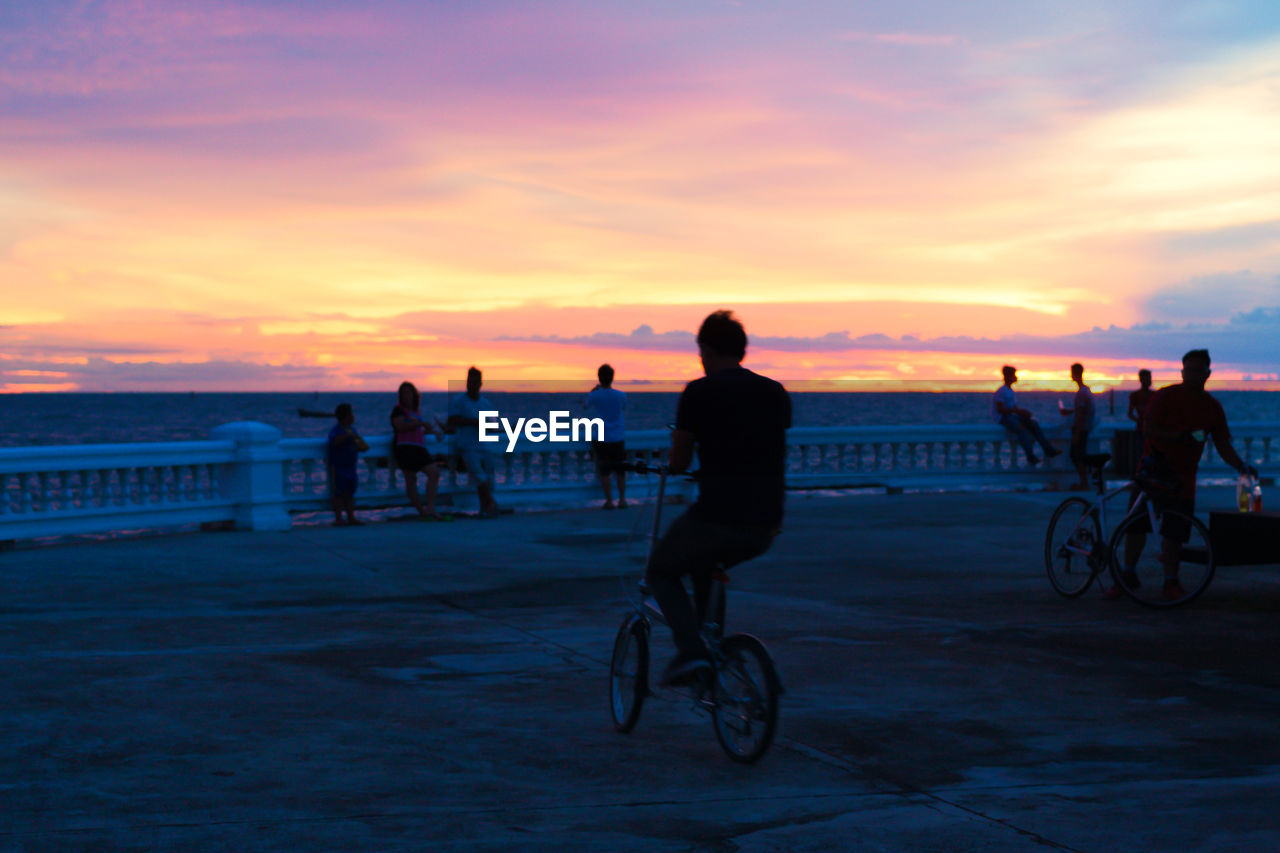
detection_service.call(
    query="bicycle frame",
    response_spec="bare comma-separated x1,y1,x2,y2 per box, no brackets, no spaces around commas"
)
1059,480,1159,565
634,464,728,645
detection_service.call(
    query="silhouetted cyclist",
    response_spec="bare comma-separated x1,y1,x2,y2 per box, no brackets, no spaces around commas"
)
647,311,792,686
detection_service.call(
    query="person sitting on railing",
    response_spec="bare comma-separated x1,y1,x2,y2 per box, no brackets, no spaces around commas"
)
1107,349,1258,601
992,365,1061,466
328,403,368,526
391,381,447,520
646,310,792,687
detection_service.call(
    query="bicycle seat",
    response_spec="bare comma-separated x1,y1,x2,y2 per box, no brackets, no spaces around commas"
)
1084,453,1112,469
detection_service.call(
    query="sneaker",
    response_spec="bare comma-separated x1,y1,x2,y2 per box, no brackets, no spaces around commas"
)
1104,571,1140,599
658,653,712,687
1162,580,1188,601
602,500,615,510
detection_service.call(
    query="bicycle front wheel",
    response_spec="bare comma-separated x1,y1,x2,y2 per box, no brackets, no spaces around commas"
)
1108,509,1215,608
1044,497,1103,598
712,634,780,764
609,613,649,732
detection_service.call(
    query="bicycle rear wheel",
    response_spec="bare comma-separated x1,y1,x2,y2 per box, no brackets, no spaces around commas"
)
1108,509,1215,608
609,614,649,732
1044,497,1103,598
712,634,780,764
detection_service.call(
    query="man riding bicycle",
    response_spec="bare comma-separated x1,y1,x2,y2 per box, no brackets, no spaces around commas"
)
647,310,792,687
1108,349,1258,600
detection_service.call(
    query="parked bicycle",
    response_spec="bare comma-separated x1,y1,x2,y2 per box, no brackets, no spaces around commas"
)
608,460,783,763
1044,452,1215,607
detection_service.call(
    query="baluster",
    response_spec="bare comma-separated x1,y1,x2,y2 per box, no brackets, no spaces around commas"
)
56,470,71,510
1263,437,1272,466
522,453,532,485
36,472,51,511
0,473,9,515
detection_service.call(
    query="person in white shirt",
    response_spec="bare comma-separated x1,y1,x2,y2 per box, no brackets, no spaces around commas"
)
584,363,627,509
992,365,1060,466
447,366,500,517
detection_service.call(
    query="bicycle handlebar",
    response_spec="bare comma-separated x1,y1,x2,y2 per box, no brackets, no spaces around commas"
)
617,459,698,479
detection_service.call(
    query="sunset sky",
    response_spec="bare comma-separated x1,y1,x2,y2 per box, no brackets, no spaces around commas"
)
2,0,1279,391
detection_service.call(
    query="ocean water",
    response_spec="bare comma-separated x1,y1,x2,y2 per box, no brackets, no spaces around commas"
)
3,390,1279,448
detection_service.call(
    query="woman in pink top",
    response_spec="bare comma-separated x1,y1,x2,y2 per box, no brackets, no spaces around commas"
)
390,381,445,519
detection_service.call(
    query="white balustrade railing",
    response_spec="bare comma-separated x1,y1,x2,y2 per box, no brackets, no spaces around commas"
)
2,420,1276,543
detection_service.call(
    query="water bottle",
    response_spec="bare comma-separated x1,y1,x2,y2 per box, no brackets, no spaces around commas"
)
1237,471,1254,512
1252,482,1263,513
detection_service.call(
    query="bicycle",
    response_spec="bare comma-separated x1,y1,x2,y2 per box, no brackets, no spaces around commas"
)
1044,452,1215,607
607,460,783,763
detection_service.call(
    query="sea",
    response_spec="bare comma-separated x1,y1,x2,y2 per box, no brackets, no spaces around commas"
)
3,390,1280,448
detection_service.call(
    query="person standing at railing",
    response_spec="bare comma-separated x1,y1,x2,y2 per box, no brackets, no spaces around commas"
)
447,367,501,518
328,403,368,526
1108,349,1258,600
391,381,446,520
585,363,627,510
646,310,791,687
992,365,1061,466
1059,363,1096,490
1127,369,1154,438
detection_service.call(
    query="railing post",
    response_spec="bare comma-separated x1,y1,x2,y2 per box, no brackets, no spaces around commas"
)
210,421,291,532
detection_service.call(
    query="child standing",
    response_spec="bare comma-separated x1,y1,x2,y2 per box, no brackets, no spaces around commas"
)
328,403,368,526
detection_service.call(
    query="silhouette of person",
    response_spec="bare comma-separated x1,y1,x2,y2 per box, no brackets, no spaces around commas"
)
585,363,627,509
992,366,1060,465
646,311,791,687
1108,350,1257,600
1128,369,1154,438
390,381,446,519
1059,362,1095,489
327,403,367,526
447,367,500,517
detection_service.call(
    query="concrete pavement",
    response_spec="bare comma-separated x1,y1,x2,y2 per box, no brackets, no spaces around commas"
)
2,486,1280,851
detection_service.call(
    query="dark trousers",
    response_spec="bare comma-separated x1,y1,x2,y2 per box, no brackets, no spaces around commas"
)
645,510,775,659
999,413,1055,459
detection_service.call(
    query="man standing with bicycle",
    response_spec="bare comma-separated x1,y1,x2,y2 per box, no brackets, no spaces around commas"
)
1109,349,1257,600
647,311,792,687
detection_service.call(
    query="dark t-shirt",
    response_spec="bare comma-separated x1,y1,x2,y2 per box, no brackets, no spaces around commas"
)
328,424,359,475
675,366,791,527
1142,383,1230,499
